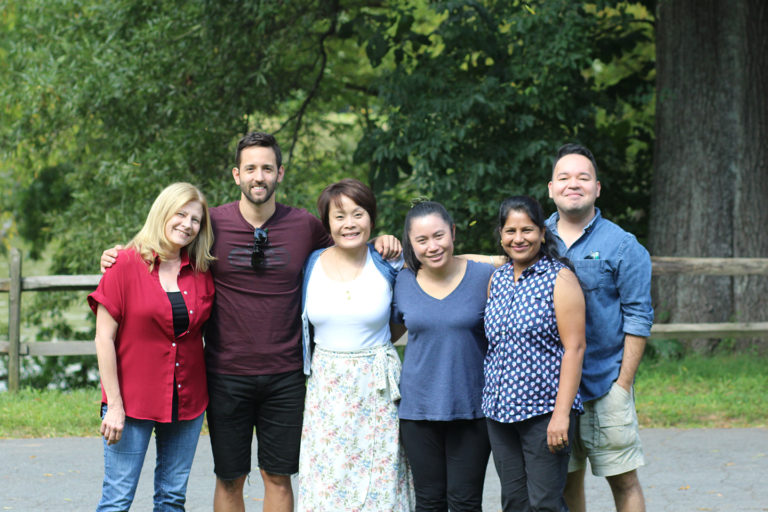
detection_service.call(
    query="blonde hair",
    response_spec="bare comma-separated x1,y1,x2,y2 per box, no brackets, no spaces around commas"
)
128,182,215,272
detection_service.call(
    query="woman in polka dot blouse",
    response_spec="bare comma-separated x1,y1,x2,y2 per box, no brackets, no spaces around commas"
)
483,195,586,512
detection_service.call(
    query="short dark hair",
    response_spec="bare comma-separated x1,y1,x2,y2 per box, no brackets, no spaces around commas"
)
497,195,572,270
235,131,283,169
316,179,377,233
553,143,598,178
402,201,454,273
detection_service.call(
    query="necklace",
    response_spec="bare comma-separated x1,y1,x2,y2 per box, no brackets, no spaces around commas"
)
331,248,366,301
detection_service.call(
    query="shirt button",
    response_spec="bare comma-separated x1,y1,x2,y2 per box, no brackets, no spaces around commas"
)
189,310,193,315
175,362,179,367
172,343,176,347
177,384,181,389
183,291,188,295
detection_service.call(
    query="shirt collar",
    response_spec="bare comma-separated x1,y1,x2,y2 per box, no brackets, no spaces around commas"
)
549,207,603,237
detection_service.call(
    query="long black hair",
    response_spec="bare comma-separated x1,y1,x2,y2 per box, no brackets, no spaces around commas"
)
497,195,573,271
402,201,454,273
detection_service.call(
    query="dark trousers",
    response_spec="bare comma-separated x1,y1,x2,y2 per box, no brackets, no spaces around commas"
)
400,418,491,511
486,412,575,512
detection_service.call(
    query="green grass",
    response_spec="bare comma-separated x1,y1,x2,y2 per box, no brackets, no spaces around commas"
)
0,388,102,438
0,354,766,438
635,353,768,428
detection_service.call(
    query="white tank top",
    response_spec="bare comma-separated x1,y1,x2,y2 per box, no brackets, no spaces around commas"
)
305,252,392,351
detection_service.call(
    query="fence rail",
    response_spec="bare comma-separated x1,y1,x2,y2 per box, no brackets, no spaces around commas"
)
3,249,768,391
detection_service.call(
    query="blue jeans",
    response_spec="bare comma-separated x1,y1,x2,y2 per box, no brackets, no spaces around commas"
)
97,407,204,511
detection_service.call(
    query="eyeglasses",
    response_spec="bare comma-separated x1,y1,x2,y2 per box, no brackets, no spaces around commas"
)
251,228,269,270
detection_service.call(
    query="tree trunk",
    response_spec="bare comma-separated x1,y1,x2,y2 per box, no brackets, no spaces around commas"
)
651,0,768,351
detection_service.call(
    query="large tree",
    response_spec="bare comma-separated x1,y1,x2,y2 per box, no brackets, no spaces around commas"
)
650,0,768,346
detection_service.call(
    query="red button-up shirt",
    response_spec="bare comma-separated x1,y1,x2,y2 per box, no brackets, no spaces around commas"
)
88,249,214,422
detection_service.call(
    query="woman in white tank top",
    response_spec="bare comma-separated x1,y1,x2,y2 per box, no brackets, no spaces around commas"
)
297,179,414,511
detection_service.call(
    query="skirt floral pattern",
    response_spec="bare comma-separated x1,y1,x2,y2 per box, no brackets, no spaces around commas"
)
298,343,415,512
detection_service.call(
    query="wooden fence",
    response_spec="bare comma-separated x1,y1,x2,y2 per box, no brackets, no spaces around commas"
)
3,248,768,392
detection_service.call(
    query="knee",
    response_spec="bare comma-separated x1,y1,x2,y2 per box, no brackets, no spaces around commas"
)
216,475,246,495
260,470,293,493
607,470,642,495
446,480,484,511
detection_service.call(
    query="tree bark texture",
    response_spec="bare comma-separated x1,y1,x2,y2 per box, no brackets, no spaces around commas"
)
651,0,768,347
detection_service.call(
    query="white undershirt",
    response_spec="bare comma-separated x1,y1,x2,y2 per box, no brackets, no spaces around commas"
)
305,252,392,351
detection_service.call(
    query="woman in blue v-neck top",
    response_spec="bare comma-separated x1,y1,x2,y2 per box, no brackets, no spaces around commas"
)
392,201,495,511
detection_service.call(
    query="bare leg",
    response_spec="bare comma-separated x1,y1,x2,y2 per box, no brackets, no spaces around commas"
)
261,469,294,512
564,468,586,512
607,469,645,512
213,475,247,512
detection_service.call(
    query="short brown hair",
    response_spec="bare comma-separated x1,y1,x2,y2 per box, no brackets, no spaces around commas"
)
316,179,377,233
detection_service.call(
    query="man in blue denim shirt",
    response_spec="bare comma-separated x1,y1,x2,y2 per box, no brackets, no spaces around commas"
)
545,144,654,512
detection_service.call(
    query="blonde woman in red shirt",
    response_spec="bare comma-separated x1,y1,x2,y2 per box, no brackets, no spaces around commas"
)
88,182,215,511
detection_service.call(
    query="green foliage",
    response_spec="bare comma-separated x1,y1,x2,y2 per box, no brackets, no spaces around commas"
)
1,0,657,387
644,338,685,361
356,0,655,252
0,0,389,273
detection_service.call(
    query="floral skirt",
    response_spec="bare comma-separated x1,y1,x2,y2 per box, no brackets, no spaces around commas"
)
298,343,414,512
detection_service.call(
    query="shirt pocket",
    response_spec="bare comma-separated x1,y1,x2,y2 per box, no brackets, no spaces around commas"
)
572,259,610,292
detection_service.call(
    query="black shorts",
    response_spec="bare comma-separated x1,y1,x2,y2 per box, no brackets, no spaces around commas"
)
206,370,306,479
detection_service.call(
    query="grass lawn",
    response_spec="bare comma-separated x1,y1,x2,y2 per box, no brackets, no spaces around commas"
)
635,353,768,428
1,353,766,438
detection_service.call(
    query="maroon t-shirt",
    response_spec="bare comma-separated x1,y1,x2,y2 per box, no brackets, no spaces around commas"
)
204,201,332,375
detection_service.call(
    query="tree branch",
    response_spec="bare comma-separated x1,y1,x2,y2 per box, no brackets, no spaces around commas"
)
277,1,340,164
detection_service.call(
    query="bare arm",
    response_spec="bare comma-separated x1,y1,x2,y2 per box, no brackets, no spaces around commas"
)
548,268,586,453
459,254,506,268
615,334,647,391
94,304,124,445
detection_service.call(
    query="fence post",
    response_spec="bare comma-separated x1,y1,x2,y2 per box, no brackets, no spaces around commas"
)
8,248,22,392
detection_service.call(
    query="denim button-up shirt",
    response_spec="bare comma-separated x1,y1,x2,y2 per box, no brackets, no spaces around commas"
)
545,209,654,402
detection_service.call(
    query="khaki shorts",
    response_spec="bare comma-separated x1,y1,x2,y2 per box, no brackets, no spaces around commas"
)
568,381,645,477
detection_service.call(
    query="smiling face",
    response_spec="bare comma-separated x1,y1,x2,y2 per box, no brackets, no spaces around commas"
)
165,200,204,252
233,145,284,207
407,213,455,272
328,194,372,251
548,153,601,218
500,209,545,270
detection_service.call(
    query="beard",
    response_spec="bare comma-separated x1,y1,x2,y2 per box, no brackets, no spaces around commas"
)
241,180,279,206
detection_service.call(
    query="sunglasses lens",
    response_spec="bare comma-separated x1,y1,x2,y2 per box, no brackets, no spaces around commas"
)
254,228,268,244
251,250,264,269
251,229,268,270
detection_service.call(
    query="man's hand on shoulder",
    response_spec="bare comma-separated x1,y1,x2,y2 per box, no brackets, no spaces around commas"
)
372,235,402,260
100,245,124,273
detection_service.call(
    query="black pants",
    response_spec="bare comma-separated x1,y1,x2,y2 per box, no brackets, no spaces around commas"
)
486,412,575,512
400,418,491,511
